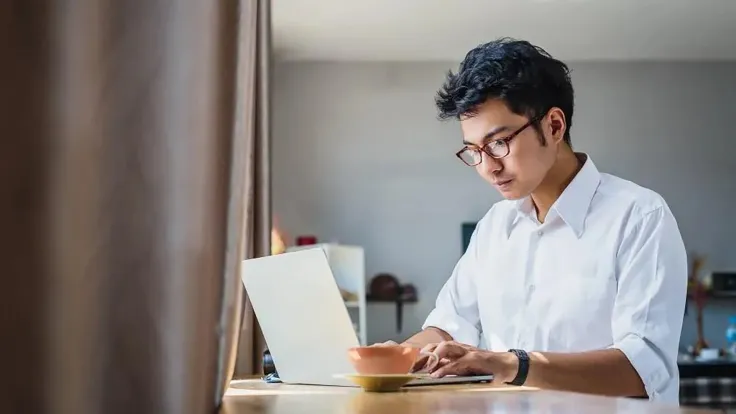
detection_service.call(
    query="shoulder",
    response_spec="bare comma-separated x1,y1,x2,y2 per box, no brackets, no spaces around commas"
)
596,173,683,251
596,172,673,223
600,175,688,280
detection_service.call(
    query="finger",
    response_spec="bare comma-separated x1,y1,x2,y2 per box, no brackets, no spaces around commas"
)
413,355,450,374
409,342,438,372
431,359,469,378
410,354,429,372
411,343,440,372
420,343,438,353
427,357,451,373
431,353,487,378
433,341,467,360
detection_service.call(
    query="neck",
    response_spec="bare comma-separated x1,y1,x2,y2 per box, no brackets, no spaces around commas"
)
531,150,583,223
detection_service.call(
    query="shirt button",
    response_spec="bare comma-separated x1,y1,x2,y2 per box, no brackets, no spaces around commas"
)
529,285,536,293
537,230,543,236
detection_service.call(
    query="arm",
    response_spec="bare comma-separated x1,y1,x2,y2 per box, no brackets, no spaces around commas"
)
433,205,687,400
605,205,688,400
523,349,645,397
431,345,644,397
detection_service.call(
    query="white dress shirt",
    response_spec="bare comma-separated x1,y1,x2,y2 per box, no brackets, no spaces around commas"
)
423,154,688,404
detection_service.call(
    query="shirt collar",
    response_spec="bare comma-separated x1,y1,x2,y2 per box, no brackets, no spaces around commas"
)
552,154,601,237
507,153,602,238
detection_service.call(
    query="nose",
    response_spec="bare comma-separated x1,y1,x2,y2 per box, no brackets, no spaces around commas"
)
479,152,503,174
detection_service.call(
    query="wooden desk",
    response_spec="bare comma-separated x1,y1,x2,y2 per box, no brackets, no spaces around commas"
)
220,379,719,413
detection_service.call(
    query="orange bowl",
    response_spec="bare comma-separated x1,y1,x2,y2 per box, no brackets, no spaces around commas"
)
347,346,420,375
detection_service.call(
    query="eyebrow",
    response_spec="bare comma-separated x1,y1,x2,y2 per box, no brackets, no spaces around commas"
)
462,126,510,146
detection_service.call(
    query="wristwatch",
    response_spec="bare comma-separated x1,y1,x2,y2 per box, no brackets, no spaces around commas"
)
506,349,530,386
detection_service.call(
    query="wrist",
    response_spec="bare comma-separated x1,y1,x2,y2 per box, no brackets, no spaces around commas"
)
505,349,530,386
500,351,519,382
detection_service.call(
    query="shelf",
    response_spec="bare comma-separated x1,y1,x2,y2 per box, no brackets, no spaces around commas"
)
365,295,417,333
366,296,417,304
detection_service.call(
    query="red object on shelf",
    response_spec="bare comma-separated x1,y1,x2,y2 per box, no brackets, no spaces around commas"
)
295,235,317,246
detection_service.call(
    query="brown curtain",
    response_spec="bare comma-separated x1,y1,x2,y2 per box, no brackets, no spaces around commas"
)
1,0,267,412
234,0,271,378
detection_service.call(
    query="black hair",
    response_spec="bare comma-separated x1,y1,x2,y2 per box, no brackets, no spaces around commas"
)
435,37,574,145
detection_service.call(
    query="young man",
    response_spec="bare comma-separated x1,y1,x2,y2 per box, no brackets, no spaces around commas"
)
402,38,688,403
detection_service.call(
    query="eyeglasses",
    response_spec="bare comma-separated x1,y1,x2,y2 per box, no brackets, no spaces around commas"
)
455,119,537,166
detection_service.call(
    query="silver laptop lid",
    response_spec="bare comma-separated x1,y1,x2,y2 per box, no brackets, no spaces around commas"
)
241,248,359,386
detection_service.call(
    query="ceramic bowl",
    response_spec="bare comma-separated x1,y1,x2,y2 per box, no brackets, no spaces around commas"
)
337,373,417,392
347,345,419,375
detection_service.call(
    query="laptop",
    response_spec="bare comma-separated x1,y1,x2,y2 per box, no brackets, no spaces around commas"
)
241,248,493,387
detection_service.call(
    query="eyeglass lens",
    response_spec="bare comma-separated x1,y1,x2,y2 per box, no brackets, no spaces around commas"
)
459,140,509,165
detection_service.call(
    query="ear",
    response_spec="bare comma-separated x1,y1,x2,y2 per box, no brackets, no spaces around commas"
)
545,107,567,145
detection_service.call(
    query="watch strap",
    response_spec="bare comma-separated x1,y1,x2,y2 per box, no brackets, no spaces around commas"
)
506,349,530,386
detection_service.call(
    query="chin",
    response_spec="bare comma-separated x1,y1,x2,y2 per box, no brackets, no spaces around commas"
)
496,186,528,200
499,191,525,200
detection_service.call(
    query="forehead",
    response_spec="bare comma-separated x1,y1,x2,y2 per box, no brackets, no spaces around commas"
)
459,99,526,145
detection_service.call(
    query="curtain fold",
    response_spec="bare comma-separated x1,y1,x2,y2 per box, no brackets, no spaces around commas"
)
1,0,268,411
235,0,271,378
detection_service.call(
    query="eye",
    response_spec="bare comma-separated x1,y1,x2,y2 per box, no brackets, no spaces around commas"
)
489,139,506,149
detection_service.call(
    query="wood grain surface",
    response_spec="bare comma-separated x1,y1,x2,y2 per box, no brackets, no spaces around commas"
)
219,380,720,414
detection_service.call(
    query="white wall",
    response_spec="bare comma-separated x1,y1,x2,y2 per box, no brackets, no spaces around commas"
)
273,61,736,349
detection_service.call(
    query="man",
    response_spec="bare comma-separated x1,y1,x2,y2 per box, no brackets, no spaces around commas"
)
399,38,688,403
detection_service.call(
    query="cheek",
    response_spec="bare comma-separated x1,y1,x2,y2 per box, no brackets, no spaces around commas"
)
474,164,484,176
509,146,548,183
474,165,495,184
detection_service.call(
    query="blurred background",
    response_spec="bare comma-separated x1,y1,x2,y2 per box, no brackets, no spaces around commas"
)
270,0,736,350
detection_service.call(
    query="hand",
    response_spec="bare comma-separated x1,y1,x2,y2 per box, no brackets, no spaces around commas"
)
410,343,437,373
369,341,439,373
410,340,478,373
429,341,519,383
369,341,435,372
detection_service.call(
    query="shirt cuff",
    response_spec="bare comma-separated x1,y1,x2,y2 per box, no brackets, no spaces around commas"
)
610,333,670,399
422,308,480,346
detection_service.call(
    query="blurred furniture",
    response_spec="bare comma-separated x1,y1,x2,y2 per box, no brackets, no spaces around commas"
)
679,359,736,411
461,222,477,253
286,243,367,345
367,273,418,332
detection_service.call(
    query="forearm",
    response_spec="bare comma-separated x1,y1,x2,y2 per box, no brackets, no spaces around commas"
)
401,327,452,348
524,349,646,397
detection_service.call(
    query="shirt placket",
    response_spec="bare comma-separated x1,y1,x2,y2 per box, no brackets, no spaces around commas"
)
517,222,543,349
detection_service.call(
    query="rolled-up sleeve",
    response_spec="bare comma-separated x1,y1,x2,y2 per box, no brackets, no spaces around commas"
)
422,226,482,347
609,205,688,402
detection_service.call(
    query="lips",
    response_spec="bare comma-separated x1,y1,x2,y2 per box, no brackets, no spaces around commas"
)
494,179,513,186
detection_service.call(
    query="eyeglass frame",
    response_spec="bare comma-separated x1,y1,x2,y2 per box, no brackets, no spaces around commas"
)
455,115,542,166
